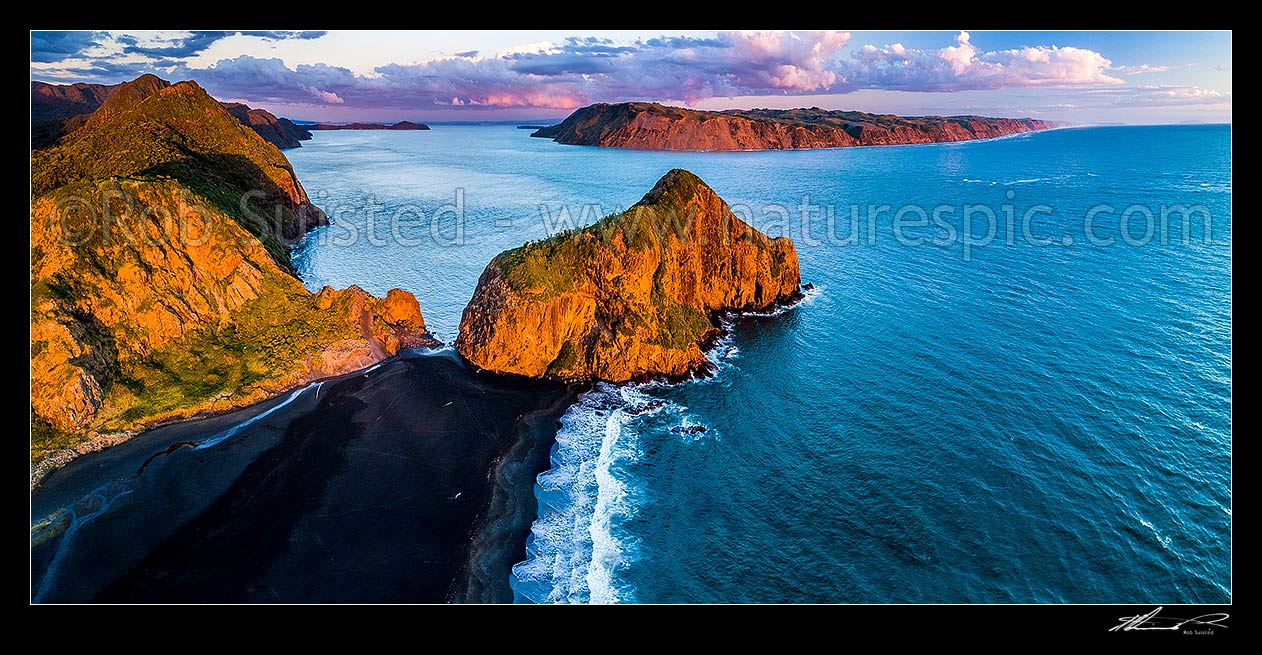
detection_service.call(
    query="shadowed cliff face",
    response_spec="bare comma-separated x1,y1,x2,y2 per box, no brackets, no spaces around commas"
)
220,103,313,149
30,75,437,471
455,169,801,382
532,102,1062,151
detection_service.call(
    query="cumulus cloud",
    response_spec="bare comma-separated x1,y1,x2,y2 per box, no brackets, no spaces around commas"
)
160,32,854,110
127,30,327,57
838,31,1122,92
304,86,344,104
31,31,103,63
31,30,328,60
495,31,850,100
939,30,976,75
34,29,1214,116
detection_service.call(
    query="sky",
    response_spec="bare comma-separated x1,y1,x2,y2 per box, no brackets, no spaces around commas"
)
30,30,1231,124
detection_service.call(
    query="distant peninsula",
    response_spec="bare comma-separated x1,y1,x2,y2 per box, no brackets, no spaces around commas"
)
306,120,430,131
531,102,1062,151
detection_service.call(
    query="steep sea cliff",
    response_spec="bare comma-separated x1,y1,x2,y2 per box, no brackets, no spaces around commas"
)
532,102,1060,151
30,75,436,482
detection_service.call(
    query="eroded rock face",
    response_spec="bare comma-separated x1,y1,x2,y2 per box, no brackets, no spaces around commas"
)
532,102,1061,151
30,74,437,462
456,169,800,381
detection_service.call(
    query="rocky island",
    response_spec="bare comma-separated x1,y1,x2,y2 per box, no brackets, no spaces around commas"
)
532,102,1061,151
29,76,806,604
30,75,437,481
456,169,801,381
307,120,430,131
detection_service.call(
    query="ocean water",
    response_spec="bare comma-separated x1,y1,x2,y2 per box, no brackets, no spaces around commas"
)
287,124,1232,603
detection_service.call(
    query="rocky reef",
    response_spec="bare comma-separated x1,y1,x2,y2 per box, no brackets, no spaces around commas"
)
532,102,1061,151
30,74,437,470
456,169,800,381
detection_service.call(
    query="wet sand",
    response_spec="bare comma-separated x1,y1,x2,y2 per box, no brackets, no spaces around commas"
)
30,349,576,603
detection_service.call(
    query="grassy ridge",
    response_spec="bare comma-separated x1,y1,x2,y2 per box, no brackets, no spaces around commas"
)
29,77,403,465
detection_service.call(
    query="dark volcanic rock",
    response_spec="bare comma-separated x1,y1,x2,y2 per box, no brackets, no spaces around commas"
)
31,351,575,603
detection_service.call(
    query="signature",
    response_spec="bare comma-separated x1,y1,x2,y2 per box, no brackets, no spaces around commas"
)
1110,607,1230,632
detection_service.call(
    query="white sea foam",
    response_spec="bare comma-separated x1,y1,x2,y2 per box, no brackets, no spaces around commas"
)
743,283,822,318
1139,517,1174,550
587,394,631,603
512,383,676,603
512,285,820,602
962,177,1051,186
195,386,308,450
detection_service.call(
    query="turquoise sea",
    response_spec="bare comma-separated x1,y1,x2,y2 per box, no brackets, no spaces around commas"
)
287,124,1231,603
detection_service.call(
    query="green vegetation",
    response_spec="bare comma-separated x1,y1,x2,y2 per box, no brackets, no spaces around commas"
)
31,415,81,461
648,293,712,350
30,79,321,272
101,276,357,427
497,181,707,296
29,74,399,464
546,341,581,376
497,231,591,297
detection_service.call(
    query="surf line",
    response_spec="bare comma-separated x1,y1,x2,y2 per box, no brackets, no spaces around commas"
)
195,385,313,450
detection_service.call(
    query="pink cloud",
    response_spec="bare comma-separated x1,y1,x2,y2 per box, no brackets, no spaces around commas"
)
1112,64,1171,75
47,31,1187,116
841,32,1123,92
304,86,344,104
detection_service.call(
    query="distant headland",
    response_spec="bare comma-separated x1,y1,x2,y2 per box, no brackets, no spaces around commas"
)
531,102,1063,151
304,120,431,131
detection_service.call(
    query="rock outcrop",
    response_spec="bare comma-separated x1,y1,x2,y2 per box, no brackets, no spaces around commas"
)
532,102,1062,151
31,74,437,465
456,169,800,381
32,75,311,149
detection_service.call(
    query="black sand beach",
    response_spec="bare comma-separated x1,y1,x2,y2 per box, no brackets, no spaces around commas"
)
30,349,576,603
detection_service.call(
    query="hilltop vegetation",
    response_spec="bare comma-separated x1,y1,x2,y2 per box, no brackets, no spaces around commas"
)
456,169,801,381
532,102,1061,151
30,75,435,474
